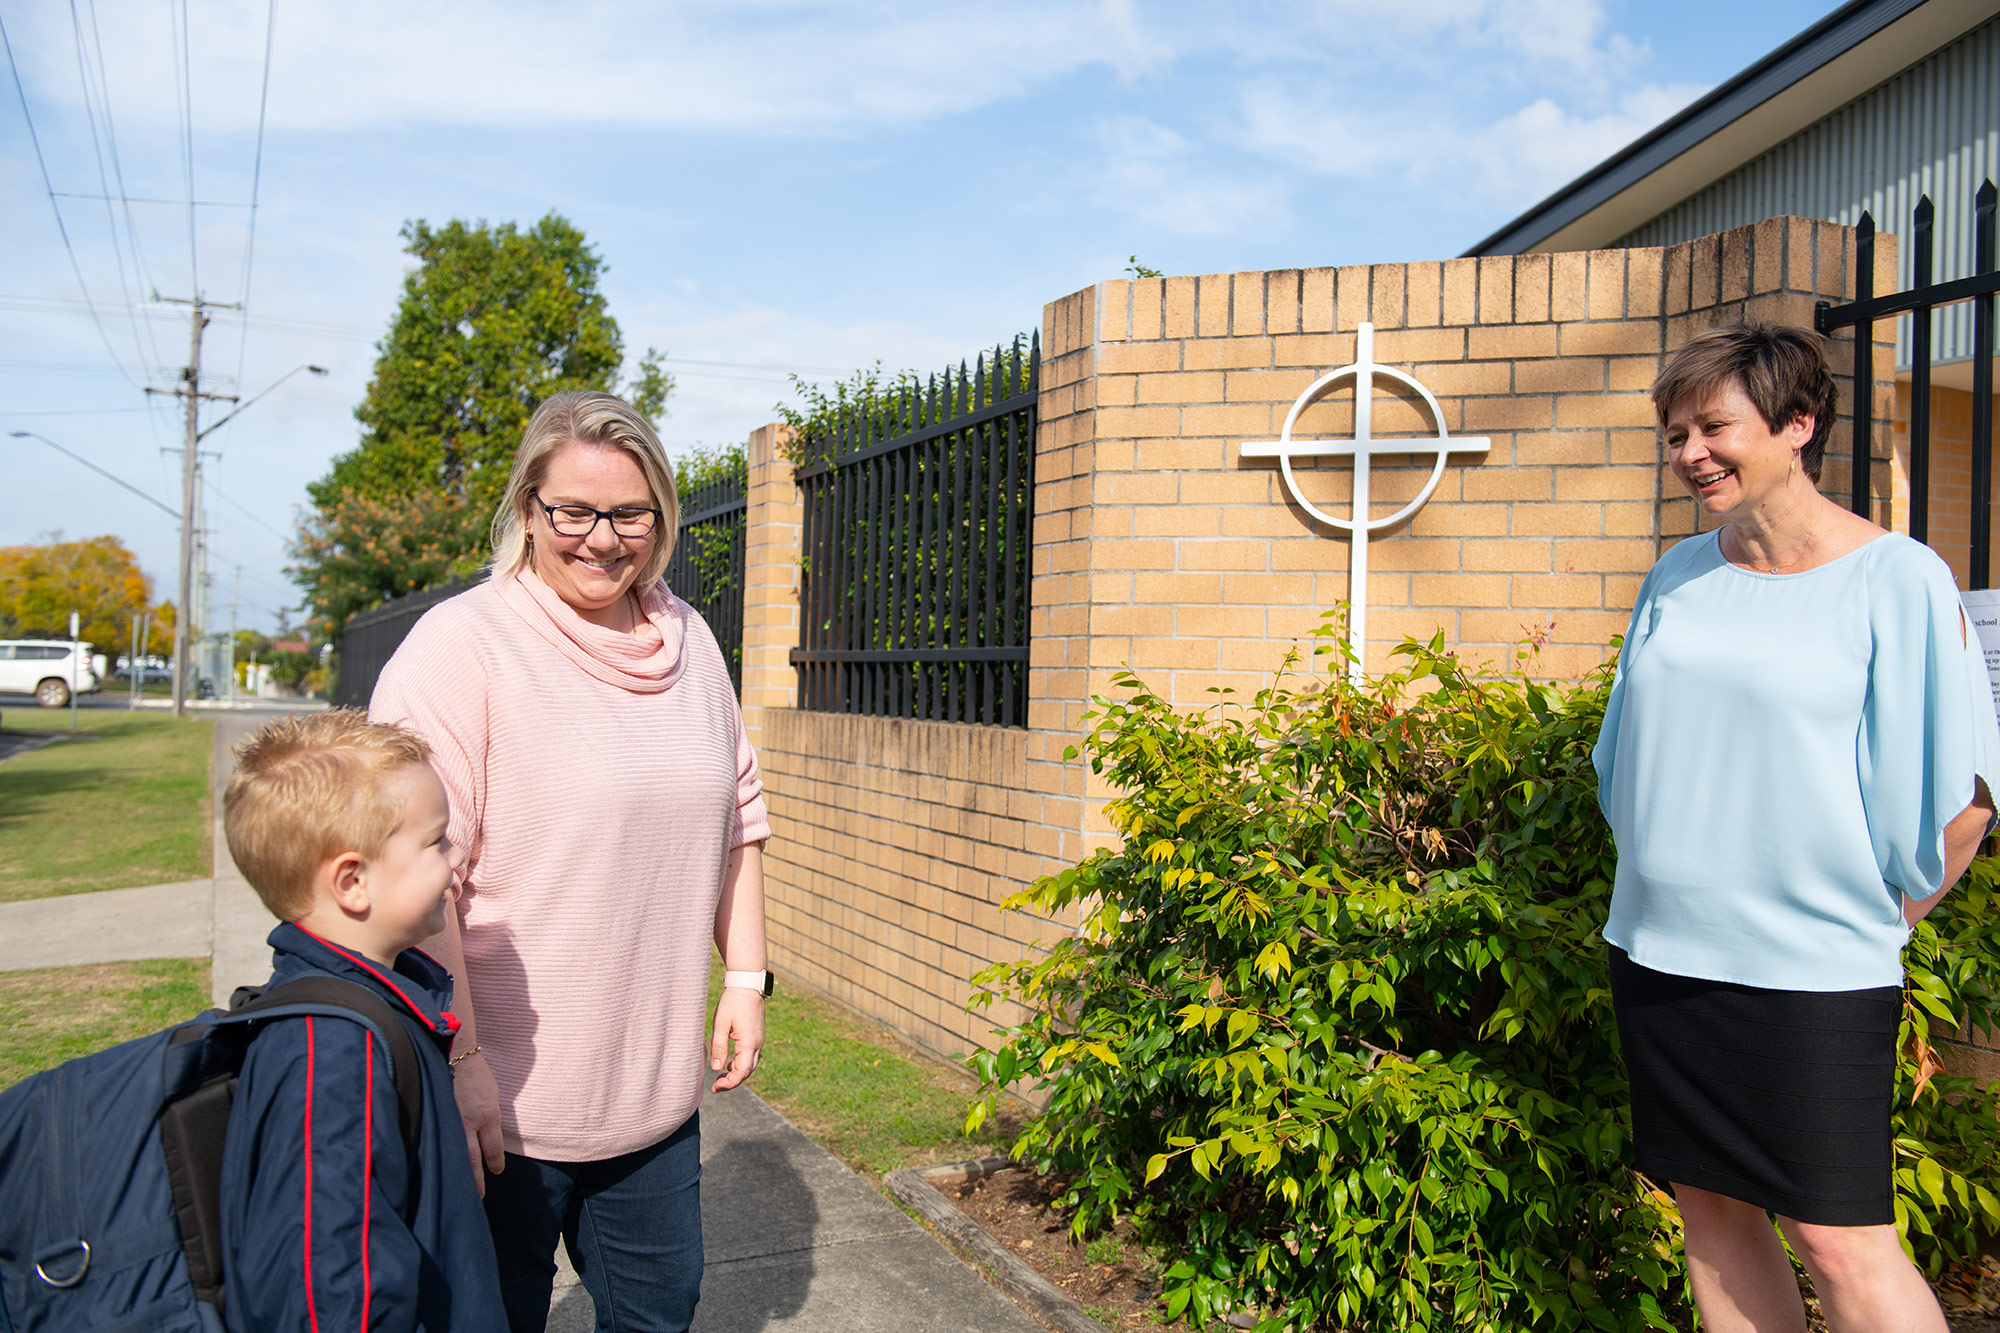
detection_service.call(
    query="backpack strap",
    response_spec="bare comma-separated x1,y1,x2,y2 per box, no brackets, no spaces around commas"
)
225,977,425,1148
157,978,430,1314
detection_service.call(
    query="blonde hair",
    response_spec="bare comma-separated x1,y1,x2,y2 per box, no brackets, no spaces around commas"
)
489,391,680,586
223,710,433,921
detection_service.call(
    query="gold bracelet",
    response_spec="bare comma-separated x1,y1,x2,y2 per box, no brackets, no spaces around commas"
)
449,1044,482,1069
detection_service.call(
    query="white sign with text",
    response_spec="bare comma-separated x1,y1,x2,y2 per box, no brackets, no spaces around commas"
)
1961,589,2000,720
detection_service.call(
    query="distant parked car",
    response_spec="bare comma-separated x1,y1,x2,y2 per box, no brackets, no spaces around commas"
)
0,640,102,707
114,658,173,684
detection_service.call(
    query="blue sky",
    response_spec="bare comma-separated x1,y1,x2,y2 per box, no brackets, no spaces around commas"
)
1,0,1841,632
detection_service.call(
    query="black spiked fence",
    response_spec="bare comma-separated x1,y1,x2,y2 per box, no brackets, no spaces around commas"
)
1818,181,1998,583
792,334,1038,726
664,470,748,696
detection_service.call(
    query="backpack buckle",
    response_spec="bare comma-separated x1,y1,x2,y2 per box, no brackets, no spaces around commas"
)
33,1238,90,1288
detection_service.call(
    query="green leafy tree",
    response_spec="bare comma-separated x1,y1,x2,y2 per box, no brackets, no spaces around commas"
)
292,214,668,627
628,347,676,427
0,535,152,647
774,335,1031,470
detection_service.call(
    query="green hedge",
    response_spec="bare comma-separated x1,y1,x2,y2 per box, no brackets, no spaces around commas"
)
968,617,2000,1331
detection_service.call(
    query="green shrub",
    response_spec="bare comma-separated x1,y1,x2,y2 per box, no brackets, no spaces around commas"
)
968,615,2000,1331
775,338,1032,471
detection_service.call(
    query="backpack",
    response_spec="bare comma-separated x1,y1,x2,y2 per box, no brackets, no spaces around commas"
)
0,977,421,1333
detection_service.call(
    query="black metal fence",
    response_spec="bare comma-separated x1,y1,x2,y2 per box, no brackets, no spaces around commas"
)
664,473,748,696
791,334,1038,726
331,576,474,708
1817,181,1997,585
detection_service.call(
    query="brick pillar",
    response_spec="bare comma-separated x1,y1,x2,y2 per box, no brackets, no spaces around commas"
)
740,421,799,730
1018,286,1100,891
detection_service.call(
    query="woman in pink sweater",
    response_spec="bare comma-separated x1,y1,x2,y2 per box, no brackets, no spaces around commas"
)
371,390,771,1333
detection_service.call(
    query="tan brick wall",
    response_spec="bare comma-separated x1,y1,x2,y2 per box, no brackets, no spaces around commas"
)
1079,219,1883,703
744,217,1904,1061
1893,382,2000,587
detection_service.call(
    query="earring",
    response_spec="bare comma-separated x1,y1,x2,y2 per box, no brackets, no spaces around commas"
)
1790,455,1797,479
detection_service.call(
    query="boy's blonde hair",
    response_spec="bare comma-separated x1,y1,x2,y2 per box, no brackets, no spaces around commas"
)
223,709,433,921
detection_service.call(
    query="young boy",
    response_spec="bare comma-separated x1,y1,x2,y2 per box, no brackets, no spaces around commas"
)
218,709,506,1333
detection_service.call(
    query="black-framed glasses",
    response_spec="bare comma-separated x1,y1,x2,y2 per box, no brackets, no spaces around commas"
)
531,491,661,538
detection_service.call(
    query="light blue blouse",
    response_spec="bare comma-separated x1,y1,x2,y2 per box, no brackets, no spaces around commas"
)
1593,530,1999,991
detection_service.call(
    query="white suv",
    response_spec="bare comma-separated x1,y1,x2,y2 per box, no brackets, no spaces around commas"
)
0,640,102,707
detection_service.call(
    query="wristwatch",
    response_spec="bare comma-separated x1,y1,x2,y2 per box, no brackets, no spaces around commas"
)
723,969,775,998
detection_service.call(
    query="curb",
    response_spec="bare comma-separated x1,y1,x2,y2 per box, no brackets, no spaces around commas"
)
882,1157,1112,1333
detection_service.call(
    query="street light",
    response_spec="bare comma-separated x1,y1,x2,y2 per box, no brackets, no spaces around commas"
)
7,430,179,518
194,363,328,442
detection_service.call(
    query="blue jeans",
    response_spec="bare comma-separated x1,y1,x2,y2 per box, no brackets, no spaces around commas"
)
483,1113,703,1333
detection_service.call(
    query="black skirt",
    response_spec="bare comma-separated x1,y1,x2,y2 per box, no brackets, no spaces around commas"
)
1609,948,1900,1226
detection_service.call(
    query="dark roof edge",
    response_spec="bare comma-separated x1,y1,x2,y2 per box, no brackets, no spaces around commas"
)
1462,0,1926,257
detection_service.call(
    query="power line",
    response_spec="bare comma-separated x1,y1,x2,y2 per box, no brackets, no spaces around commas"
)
0,295,377,342
8,429,178,518
220,0,277,456
0,8,145,391
207,480,297,556
0,359,166,373
0,406,157,417
208,478,291,542
171,0,198,297
83,0,168,371
50,191,251,207
68,0,152,380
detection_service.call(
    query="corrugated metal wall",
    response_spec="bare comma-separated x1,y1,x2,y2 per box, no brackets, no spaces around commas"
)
1618,14,1998,367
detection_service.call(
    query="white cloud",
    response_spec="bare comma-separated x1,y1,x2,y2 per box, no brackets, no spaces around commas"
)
10,1,1165,136
1457,84,1707,199
1237,87,1418,180
1080,115,1290,237
1309,0,1641,80
1222,0,1701,211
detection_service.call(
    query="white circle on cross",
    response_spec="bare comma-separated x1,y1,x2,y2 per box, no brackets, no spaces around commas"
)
1239,322,1490,679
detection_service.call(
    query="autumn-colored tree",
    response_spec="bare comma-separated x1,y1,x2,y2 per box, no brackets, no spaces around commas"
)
290,488,484,626
291,213,671,628
0,535,153,647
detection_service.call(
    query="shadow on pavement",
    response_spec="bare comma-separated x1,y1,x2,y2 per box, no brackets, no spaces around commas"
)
690,1132,817,1332
536,1106,820,1333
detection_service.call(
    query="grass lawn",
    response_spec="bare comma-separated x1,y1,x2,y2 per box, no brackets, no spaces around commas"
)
0,959,212,1091
716,967,1018,1179
0,709,213,902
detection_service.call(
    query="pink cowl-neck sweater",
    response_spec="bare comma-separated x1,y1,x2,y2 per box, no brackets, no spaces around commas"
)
370,569,770,1161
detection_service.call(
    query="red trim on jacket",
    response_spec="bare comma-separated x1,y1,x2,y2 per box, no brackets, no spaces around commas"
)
360,1030,374,1332
296,926,436,1029
304,1018,322,1333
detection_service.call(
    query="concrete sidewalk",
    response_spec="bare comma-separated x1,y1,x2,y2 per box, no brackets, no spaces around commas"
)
0,878,212,971
544,1090,1045,1333
2,709,1047,1332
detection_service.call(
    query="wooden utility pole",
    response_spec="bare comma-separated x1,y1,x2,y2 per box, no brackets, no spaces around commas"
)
171,306,201,717
147,296,238,717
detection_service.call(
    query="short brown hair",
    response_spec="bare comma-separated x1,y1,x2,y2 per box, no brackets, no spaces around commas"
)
1651,322,1839,480
223,710,432,920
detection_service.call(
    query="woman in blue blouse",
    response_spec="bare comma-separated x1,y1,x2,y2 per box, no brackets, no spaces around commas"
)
1595,322,1997,1332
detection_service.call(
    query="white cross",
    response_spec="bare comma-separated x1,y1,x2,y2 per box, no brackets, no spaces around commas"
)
1240,322,1490,681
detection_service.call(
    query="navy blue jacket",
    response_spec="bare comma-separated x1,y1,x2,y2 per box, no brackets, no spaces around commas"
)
219,924,506,1332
